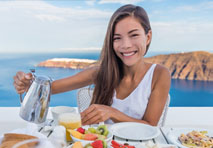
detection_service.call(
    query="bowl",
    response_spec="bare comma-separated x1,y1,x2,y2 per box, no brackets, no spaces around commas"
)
70,125,113,144
51,106,76,124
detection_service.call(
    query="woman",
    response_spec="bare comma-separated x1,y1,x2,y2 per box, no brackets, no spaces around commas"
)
13,4,171,126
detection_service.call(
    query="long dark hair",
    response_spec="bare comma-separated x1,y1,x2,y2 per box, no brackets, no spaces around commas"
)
91,4,152,106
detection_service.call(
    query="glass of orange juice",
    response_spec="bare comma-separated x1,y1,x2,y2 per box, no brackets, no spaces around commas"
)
58,112,82,142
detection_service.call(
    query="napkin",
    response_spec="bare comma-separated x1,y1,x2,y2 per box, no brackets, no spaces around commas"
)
48,125,67,148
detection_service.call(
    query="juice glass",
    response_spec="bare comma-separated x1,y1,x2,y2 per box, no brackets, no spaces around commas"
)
58,112,82,142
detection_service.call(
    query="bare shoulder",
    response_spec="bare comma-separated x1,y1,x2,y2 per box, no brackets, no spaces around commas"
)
155,64,170,77
152,64,171,87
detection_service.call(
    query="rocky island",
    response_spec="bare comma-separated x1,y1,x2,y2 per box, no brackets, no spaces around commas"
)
38,51,213,81
38,58,98,69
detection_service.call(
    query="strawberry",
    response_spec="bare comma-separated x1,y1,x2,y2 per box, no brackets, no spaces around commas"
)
91,140,103,148
77,127,85,134
111,140,135,148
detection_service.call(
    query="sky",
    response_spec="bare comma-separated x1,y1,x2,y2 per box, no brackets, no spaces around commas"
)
0,0,212,53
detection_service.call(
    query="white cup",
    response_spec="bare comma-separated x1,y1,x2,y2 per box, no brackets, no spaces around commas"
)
51,106,76,124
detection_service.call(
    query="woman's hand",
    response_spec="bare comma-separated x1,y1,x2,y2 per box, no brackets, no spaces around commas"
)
80,104,114,125
13,71,33,94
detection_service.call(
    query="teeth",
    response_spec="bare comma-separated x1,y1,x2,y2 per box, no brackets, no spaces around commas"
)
123,52,135,56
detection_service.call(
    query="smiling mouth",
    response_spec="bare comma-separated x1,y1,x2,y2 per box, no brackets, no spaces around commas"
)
121,51,137,57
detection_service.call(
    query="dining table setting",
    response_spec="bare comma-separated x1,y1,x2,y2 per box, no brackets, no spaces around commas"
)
1,106,213,148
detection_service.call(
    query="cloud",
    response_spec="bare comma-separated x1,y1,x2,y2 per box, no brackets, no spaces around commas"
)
0,1,113,53
0,0,212,53
173,1,213,12
85,0,96,6
60,47,101,51
35,14,65,22
0,1,112,22
99,0,143,4
150,21,213,51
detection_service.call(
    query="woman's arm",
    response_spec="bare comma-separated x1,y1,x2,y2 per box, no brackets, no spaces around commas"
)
141,64,171,126
52,66,99,94
13,66,99,95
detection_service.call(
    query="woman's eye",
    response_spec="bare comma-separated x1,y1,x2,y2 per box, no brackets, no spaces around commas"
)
131,34,139,37
113,37,121,41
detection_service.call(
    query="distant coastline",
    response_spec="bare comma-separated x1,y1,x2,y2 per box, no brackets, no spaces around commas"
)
37,51,213,81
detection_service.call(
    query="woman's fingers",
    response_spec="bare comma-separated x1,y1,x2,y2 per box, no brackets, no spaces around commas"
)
13,71,32,94
13,81,25,94
82,112,101,125
81,104,110,125
17,72,32,85
81,104,96,119
81,105,97,123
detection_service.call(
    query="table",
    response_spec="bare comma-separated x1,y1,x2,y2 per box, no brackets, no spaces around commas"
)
37,120,170,147
0,107,177,147
1,107,213,147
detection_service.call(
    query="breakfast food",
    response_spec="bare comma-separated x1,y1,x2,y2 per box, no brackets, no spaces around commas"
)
72,141,83,148
68,125,109,142
178,130,213,148
72,139,106,148
111,141,176,148
96,125,109,137
0,133,38,148
111,140,135,148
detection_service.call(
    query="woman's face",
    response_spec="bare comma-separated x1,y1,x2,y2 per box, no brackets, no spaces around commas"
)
113,16,151,67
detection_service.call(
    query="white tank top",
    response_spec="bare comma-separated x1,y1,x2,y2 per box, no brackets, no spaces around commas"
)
105,64,157,124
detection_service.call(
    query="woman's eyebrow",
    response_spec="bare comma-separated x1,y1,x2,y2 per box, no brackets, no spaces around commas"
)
128,29,139,34
114,29,139,36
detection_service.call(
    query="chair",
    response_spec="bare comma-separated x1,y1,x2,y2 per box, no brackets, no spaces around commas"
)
77,87,93,113
77,87,170,127
157,94,170,127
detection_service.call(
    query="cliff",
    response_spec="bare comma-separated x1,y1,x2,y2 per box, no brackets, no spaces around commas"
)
144,51,213,81
37,51,213,81
38,58,98,69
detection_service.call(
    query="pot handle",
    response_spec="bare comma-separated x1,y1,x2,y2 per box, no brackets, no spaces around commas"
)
19,69,36,103
19,94,23,103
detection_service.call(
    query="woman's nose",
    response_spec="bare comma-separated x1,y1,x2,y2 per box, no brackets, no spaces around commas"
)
121,37,132,49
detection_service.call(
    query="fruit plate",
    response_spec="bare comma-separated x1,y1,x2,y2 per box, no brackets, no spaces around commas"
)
167,128,213,148
109,122,160,140
70,125,113,144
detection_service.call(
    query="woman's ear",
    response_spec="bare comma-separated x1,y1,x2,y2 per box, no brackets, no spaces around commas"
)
146,30,152,46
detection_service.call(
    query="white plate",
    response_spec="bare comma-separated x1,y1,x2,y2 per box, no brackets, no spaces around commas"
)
167,128,213,148
109,122,160,140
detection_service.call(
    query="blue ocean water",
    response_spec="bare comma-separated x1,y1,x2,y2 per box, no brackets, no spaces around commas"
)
0,51,212,107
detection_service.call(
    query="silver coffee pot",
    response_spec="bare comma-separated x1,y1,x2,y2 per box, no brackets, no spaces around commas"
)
19,69,52,124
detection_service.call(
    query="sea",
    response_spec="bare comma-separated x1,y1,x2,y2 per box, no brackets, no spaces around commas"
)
0,51,212,107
